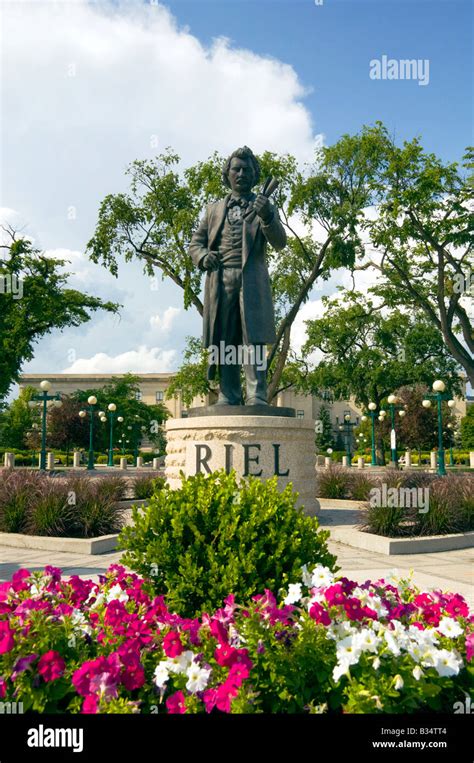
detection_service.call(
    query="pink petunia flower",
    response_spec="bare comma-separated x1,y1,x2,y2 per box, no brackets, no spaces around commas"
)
166,690,186,714
38,651,66,682
309,602,331,626
0,622,15,654
163,631,184,658
82,695,99,714
0,677,6,698
465,633,474,662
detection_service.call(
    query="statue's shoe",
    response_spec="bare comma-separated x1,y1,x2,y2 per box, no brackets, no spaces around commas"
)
215,396,240,406
245,397,268,406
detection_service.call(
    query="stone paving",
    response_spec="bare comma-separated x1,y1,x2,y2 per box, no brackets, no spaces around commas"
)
1,529,472,607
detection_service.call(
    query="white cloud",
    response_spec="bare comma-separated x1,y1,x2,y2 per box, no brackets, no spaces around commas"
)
62,345,177,373
149,306,181,334
1,0,319,377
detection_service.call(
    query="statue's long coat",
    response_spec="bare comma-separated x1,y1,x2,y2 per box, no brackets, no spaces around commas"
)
189,192,287,378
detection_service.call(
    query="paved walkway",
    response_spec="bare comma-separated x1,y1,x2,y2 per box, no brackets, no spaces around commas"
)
0,503,472,608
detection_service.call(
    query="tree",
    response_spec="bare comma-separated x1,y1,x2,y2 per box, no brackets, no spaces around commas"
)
354,126,473,385
302,293,462,409
0,228,119,400
72,373,169,452
87,137,382,401
460,406,474,449
315,405,333,450
0,386,40,449
48,396,89,463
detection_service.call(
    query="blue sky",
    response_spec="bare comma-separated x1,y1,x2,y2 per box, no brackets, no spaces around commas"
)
1,0,472,394
164,0,473,161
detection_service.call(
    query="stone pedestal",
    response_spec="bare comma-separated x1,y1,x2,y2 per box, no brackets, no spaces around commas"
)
46,453,55,470
430,451,437,470
324,456,331,468
405,450,412,468
4,452,14,469
136,457,144,468
342,456,348,467
165,415,318,514
357,457,364,469
470,452,474,469
73,451,81,468
119,457,128,470
152,457,160,470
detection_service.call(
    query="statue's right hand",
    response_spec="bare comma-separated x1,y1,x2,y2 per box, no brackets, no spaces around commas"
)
202,252,219,271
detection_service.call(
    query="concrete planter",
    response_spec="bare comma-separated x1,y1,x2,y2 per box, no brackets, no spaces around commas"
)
329,526,474,555
0,532,119,555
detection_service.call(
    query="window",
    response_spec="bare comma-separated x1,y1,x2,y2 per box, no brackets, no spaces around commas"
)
135,391,142,401
296,410,304,419
335,416,339,424
182,410,189,419
156,391,164,402
356,416,359,424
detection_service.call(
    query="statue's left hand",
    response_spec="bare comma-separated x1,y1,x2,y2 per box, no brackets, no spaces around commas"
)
253,194,273,223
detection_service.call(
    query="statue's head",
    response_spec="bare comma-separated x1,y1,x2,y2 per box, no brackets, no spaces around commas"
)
222,146,260,194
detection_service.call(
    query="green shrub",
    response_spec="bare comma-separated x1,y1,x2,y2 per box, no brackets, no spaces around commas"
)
119,470,337,618
132,474,165,499
347,472,375,501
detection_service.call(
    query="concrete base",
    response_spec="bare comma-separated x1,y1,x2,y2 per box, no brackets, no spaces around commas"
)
188,404,295,418
0,532,119,555
165,414,318,514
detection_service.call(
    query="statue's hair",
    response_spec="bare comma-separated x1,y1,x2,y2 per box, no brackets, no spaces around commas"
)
222,146,260,188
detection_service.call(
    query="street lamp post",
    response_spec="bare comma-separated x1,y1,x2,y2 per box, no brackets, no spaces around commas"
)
106,404,122,467
78,396,98,470
421,381,455,477
31,381,62,470
387,394,407,467
338,412,357,467
366,402,378,467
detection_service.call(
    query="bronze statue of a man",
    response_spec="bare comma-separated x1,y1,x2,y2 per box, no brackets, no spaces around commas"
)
189,146,287,406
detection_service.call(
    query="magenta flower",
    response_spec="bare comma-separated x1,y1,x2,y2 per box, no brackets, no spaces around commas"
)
82,695,99,714
0,677,6,698
166,690,186,714
227,662,250,687
0,621,15,654
163,631,184,658
465,633,474,662
309,602,331,626
38,651,66,682
324,584,345,606
445,595,469,619
72,654,121,697
11,569,31,592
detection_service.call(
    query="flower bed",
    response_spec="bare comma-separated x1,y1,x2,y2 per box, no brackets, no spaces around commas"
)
0,564,472,714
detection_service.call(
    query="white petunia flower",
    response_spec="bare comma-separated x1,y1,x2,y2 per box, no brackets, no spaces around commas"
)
301,564,313,587
165,650,195,675
373,657,381,670
433,649,463,678
437,617,463,639
336,636,362,666
355,629,381,653
384,632,401,656
311,565,335,588
394,674,404,690
332,661,350,682
185,663,211,693
284,583,303,606
412,666,423,681
153,663,169,688
105,584,128,603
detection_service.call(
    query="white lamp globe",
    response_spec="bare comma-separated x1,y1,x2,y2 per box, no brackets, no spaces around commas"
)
379,409,386,416
368,402,377,411
40,380,51,391
100,416,107,423
361,415,367,422
54,399,63,408
422,399,432,408
117,416,124,423
79,410,87,418
344,414,351,421
447,399,455,408
28,401,36,408
88,395,97,406
387,394,397,404
398,410,406,417
98,411,105,418
432,380,445,393
108,403,117,412
327,448,333,454
378,415,383,421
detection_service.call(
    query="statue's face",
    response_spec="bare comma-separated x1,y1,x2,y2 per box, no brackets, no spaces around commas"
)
227,157,255,194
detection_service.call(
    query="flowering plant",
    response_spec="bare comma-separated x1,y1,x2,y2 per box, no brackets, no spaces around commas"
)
0,564,472,714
